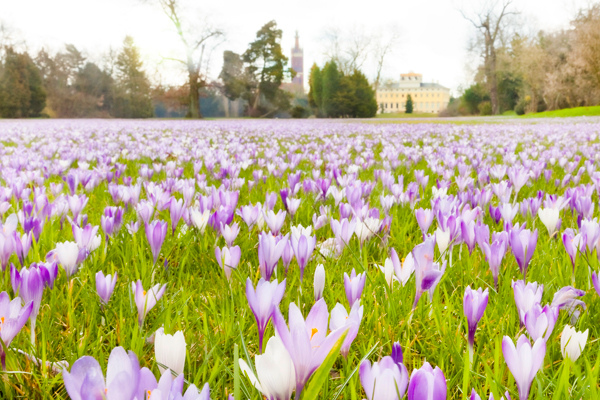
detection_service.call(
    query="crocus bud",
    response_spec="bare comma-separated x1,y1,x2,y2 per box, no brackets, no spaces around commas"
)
131,280,166,326
343,268,366,306
502,335,545,400
155,327,186,375
560,325,588,362
313,264,325,301
538,208,560,237
463,286,489,358
95,271,117,305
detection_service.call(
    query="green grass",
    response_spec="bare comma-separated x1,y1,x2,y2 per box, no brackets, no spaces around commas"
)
521,105,600,118
375,112,439,118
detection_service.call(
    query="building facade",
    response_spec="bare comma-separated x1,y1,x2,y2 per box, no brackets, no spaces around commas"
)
291,31,303,87
376,73,450,114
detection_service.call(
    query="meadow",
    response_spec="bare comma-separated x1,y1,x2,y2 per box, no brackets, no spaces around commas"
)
0,117,599,399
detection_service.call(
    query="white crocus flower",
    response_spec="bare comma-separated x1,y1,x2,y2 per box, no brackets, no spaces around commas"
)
538,207,560,237
354,217,381,245
435,227,451,255
561,325,588,362
314,264,325,301
239,336,296,400
190,209,210,233
155,327,186,375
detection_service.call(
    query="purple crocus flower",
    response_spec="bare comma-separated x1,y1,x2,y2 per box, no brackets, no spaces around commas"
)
471,389,511,400
593,271,600,297
360,354,409,400
263,209,286,235
407,361,447,400
330,218,356,251
512,280,543,325
502,335,546,400
95,271,117,305
412,236,445,310
344,268,366,306
290,225,317,282
257,232,287,280
215,245,241,280
0,291,33,369
0,232,15,271
281,237,294,273
10,263,43,344
509,224,538,279
479,231,508,289
463,286,489,358
551,286,586,322
62,346,157,400
145,220,168,265
461,220,477,255
12,231,32,266
131,280,166,327
71,223,101,253
220,222,240,247
169,198,185,235
562,228,585,272
415,208,434,237
245,277,286,353
237,204,261,229
523,304,558,341
273,299,345,397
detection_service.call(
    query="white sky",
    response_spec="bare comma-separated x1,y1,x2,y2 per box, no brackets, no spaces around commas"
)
1,0,593,95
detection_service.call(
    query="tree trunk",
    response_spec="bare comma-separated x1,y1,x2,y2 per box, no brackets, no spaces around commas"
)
188,70,202,118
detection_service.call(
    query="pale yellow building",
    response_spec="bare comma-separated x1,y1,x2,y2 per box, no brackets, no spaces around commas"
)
376,73,450,114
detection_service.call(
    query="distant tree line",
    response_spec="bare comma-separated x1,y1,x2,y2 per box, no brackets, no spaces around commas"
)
449,2,600,116
0,36,153,118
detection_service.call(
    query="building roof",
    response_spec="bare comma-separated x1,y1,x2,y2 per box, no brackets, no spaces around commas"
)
379,82,449,91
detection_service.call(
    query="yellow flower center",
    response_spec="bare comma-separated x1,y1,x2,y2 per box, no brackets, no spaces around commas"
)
310,328,318,340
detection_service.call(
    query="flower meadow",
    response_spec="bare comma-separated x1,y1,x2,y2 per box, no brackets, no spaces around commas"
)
1,118,600,399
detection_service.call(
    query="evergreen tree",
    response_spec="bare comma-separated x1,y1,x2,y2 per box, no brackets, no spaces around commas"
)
114,36,153,118
0,48,46,118
321,60,341,117
308,63,322,112
405,94,413,114
346,69,377,117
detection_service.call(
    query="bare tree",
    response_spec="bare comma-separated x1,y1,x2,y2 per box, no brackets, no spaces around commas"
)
461,0,518,115
372,24,401,92
150,0,224,118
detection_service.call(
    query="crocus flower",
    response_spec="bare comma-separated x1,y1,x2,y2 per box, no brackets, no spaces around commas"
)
314,264,325,301
592,271,600,297
264,209,286,235
551,286,585,322
330,301,363,357
461,220,477,255
330,218,356,251
62,346,157,400
344,268,366,306
145,220,168,265
215,245,241,280
0,231,14,270
512,280,543,325
412,236,445,309
538,208,560,237
560,325,588,362
463,286,489,358
258,232,287,280
562,229,585,272
523,304,558,341
509,224,538,279
360,355,409,400
0,291,33,369
273,299,345,397
245,278,286,353
155,327,186,375
289,225,316,281
190,209,210,233
354,217,381,246
407,362,447,400
132,280,166,326
53,241,84,278
502,335,546,400
237,204,260,229
220,222,240,247
169,198,185,235
148,370,210,400
239,335,296,400
72,223,101,253
11,263,44,343
415,208,434,237
13,231,32,266
95,271,117,305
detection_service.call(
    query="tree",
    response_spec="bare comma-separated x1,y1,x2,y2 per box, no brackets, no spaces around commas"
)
462,0,518,115
0,48,46,118
113,36,153,118
155,0,224,118
307,63,322,113
321,60,341,117
242,20,294,116
405,94,413,114
344,70,377,117
219,51,249,101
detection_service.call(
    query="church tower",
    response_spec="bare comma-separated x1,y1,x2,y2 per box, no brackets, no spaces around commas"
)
291,31,304,87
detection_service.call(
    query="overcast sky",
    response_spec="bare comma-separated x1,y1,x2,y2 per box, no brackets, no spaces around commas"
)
1,0,593,95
